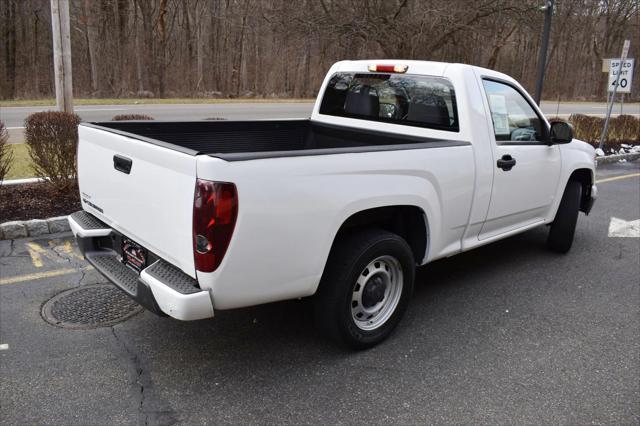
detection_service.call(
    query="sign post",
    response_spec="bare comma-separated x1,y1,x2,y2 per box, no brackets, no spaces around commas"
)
599,40,631,151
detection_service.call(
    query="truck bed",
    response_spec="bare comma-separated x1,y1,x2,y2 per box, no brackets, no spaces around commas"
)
86,120,466,161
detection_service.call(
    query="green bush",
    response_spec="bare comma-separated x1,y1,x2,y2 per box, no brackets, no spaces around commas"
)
0,121,13,183
24,111,81,191
112,114,154,121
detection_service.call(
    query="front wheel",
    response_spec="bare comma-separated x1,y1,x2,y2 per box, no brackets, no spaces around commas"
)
314,229,415,349
547,180,582,253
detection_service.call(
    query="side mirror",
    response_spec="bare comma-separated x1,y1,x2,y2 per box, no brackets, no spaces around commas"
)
549,121,573,144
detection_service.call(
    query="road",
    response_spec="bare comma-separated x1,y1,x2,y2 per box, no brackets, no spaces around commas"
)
0,103,312,128
1,161,638,424
1,101,639,128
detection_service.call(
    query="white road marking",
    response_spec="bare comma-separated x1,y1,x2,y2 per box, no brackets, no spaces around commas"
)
0,344,9,351
608,217,640,238
6,126,25,130
74,108,126,112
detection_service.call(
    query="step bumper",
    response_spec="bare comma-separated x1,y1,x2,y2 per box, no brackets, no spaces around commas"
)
70,210,214,321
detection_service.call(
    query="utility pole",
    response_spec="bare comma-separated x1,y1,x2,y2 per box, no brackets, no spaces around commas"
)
51,0,74,113
534,0,554,105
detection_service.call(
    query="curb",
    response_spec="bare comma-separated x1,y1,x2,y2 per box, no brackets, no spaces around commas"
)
596,151,640,165
0,216,70,240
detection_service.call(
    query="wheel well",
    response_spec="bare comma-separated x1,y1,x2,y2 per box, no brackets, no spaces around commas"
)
332,206,428,264
568,168,593,213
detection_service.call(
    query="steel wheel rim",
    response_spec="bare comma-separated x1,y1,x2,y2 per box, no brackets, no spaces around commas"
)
351,255,403,331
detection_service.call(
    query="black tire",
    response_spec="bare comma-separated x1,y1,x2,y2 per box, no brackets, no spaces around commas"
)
547,180,582,253
314,229,415,349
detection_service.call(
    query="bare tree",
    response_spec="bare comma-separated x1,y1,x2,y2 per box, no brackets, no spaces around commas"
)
1,0,638,101
2,0,17,99
81,0,100,95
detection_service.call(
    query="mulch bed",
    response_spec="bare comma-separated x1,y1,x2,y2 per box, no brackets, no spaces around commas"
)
0,182,81,222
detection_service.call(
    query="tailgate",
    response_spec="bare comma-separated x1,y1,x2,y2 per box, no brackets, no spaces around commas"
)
77,125,197,278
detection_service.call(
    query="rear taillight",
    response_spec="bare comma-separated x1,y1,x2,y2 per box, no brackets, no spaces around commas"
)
193,179,238,273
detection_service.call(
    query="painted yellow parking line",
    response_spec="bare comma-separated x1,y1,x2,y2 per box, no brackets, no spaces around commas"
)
26,242,46,268
62,240,75,256
596,173,640,184
0,266,94,286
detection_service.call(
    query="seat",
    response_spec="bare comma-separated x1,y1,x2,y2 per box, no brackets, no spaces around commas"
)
344,86,380,117
407,96,450,127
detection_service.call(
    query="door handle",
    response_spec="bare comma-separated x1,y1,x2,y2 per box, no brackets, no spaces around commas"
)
113,155,133,174
497,154,516,171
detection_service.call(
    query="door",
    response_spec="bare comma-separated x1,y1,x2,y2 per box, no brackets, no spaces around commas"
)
479,79,561,240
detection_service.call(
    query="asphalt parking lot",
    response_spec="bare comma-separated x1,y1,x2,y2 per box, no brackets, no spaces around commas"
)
1,161,639,425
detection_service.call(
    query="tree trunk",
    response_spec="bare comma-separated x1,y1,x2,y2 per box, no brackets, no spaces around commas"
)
183,1,194,92
133,0,145,93
158,0,167,97
232,1,249,97
196,15,204,92
3,0,17,99
83,0,99,95
113,0,129,95
486,26,516,69
137,0,154,96
33,9,40,96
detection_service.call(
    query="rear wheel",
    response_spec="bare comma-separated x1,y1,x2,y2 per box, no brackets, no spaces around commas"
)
314,229,415,349
547,180,582,253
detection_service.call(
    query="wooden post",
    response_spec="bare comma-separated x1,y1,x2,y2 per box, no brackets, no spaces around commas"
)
50,0,73,113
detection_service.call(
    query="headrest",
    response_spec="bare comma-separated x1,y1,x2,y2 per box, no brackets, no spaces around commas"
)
407,96,450,127
344,86,380,117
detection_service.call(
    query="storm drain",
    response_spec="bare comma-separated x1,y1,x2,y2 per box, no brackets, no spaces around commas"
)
42,284,144,329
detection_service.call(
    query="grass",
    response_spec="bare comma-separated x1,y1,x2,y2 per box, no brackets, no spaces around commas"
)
0,98,315,107
5,144,34,180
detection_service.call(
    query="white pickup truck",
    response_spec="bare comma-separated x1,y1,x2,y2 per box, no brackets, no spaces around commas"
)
69,60,596,348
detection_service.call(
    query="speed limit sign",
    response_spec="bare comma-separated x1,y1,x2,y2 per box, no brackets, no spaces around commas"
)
608,58,634,93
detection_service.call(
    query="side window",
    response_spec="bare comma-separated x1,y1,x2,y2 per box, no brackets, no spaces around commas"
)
482,79,545,142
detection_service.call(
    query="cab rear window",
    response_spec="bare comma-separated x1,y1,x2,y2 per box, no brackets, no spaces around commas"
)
319,72,459,132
